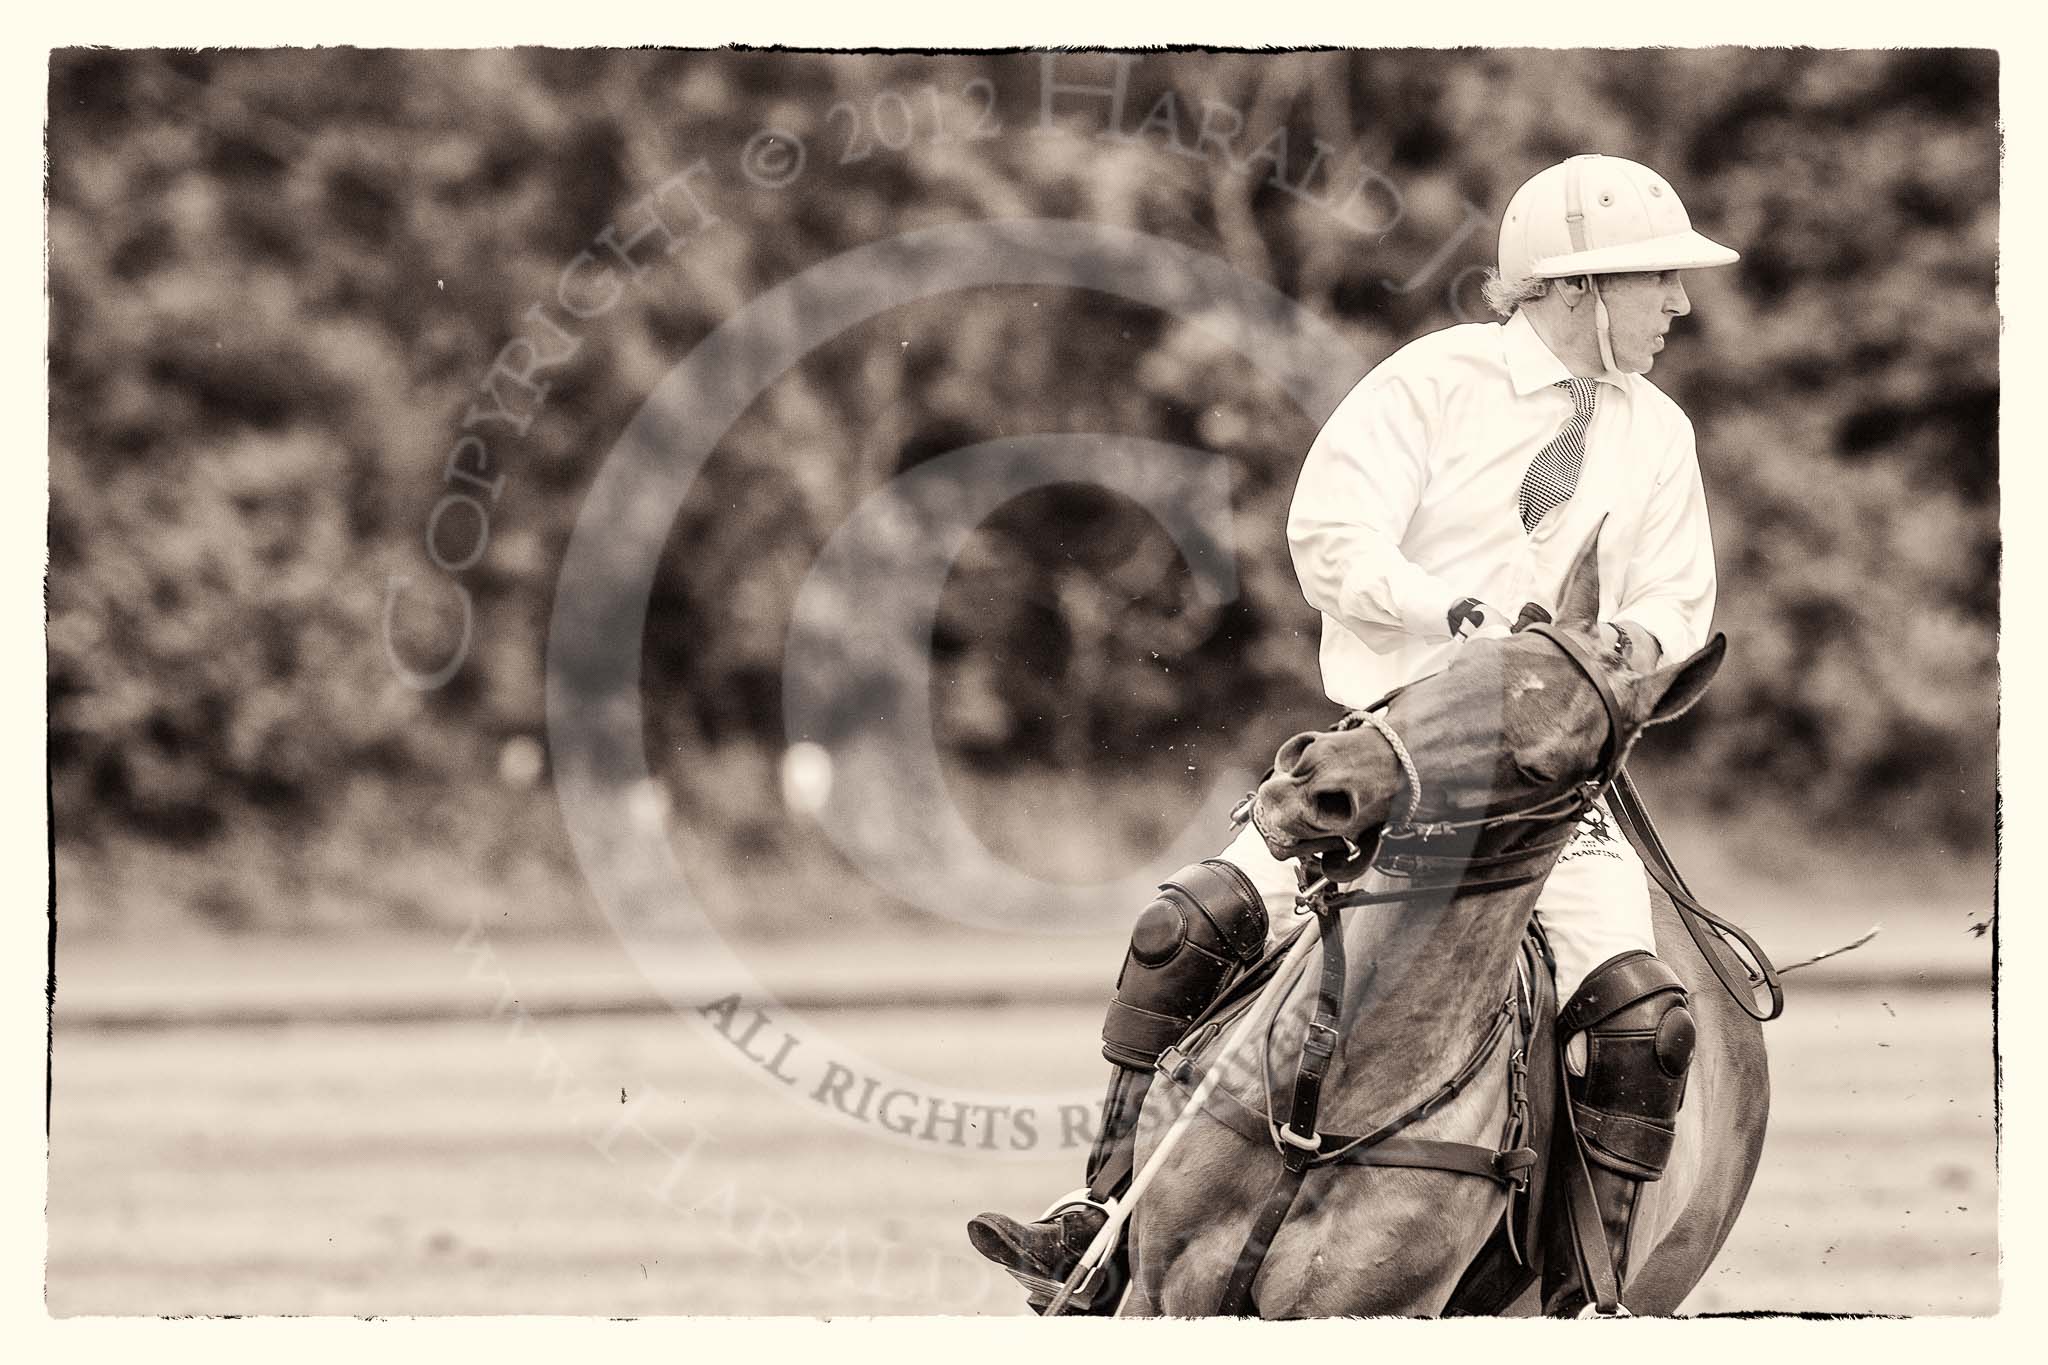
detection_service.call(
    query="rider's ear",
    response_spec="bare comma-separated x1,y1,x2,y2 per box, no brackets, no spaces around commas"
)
1635,632,1727,727
1554,519,1605,625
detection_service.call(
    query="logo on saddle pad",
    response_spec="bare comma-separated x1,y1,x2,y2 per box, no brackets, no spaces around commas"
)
1561,806,1623,861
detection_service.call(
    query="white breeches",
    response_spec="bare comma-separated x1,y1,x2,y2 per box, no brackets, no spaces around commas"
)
1214,803,1655,1006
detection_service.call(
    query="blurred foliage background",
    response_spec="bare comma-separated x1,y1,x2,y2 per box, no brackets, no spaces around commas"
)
46,49,1997,937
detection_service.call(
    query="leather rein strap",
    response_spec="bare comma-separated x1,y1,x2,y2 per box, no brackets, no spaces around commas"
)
1215,892,1347,1315
1608,768,1785,1021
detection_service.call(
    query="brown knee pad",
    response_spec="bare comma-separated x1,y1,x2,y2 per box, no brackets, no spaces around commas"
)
1558,950,1695,1179
1100,861,1268,1071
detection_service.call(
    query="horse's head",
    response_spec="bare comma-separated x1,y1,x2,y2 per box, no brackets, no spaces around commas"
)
1253,528,1726,865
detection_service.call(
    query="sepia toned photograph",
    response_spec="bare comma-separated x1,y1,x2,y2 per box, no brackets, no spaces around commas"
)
46,46,1998,1318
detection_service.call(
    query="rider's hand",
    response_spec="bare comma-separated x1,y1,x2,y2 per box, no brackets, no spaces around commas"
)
1447,597,1513,642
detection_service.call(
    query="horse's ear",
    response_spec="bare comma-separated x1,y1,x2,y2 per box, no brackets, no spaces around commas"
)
1554,520,1605,625
1635,632,1727,727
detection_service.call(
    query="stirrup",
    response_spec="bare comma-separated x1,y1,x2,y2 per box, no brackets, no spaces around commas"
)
1035,1187,1117,1224
995,1190,1123,1317
1577,1301,1634,1319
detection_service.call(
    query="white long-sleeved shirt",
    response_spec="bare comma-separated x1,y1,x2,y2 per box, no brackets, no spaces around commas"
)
1289,309,1716,709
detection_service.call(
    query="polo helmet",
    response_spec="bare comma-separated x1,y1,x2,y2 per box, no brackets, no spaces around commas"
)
1498,154,1738,282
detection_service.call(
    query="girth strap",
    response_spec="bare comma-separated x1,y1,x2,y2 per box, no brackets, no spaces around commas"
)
1172,1045,1534,1184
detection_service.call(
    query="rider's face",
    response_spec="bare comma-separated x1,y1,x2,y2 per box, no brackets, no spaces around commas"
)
1594,270,1691,373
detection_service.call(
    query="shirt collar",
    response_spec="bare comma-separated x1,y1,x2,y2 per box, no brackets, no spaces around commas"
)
1502,309,1628,395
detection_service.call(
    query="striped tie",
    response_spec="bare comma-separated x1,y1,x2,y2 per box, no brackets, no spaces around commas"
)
1518,379,1599,532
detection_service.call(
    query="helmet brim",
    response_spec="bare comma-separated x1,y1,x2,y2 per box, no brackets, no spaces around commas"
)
1529,230,1740,278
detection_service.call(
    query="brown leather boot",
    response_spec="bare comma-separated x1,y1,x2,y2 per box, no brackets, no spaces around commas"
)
966,1066,1151,1314
965,1201,1114,1313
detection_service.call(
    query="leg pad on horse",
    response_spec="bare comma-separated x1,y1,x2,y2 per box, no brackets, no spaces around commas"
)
1101,860,1269,1070
1556,950,1695,1299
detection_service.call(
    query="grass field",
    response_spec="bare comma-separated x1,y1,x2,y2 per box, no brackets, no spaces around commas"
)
48,974,1996,1316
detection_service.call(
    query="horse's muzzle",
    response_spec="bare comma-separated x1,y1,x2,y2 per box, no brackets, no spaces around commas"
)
1247,725,1403,871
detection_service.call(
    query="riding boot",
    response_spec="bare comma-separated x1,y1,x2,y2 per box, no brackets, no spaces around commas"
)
966,1065,1153,1314
1543,951,1696,1315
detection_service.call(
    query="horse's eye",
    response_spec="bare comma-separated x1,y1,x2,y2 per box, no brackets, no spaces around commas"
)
1512,757,1557,786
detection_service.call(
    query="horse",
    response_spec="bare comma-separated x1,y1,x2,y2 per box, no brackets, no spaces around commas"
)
1117,530,1769,1317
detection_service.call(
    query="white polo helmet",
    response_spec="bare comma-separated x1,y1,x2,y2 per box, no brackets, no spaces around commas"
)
1498,154,1738,281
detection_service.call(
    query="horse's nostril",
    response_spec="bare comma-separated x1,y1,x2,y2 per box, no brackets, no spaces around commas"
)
1312,788,1355,827
1276,733,1316,774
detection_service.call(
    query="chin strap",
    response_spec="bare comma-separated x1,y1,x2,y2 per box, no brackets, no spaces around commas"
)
1589,276,1621,378
1562,158,1624,381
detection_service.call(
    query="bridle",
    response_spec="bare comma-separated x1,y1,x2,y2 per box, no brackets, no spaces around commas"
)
1383,622,1627,834
1259,622,1634,901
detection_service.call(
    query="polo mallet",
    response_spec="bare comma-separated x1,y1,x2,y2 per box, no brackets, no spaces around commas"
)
1042,914,1327,1317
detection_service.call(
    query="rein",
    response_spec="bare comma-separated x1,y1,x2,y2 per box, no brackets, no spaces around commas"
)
1278,624,1632,895
1345,637,1785,1022
1609,768,1785,1021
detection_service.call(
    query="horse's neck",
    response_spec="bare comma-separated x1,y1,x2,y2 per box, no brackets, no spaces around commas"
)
1337,887,1535,1125
1279,839,1559,1135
